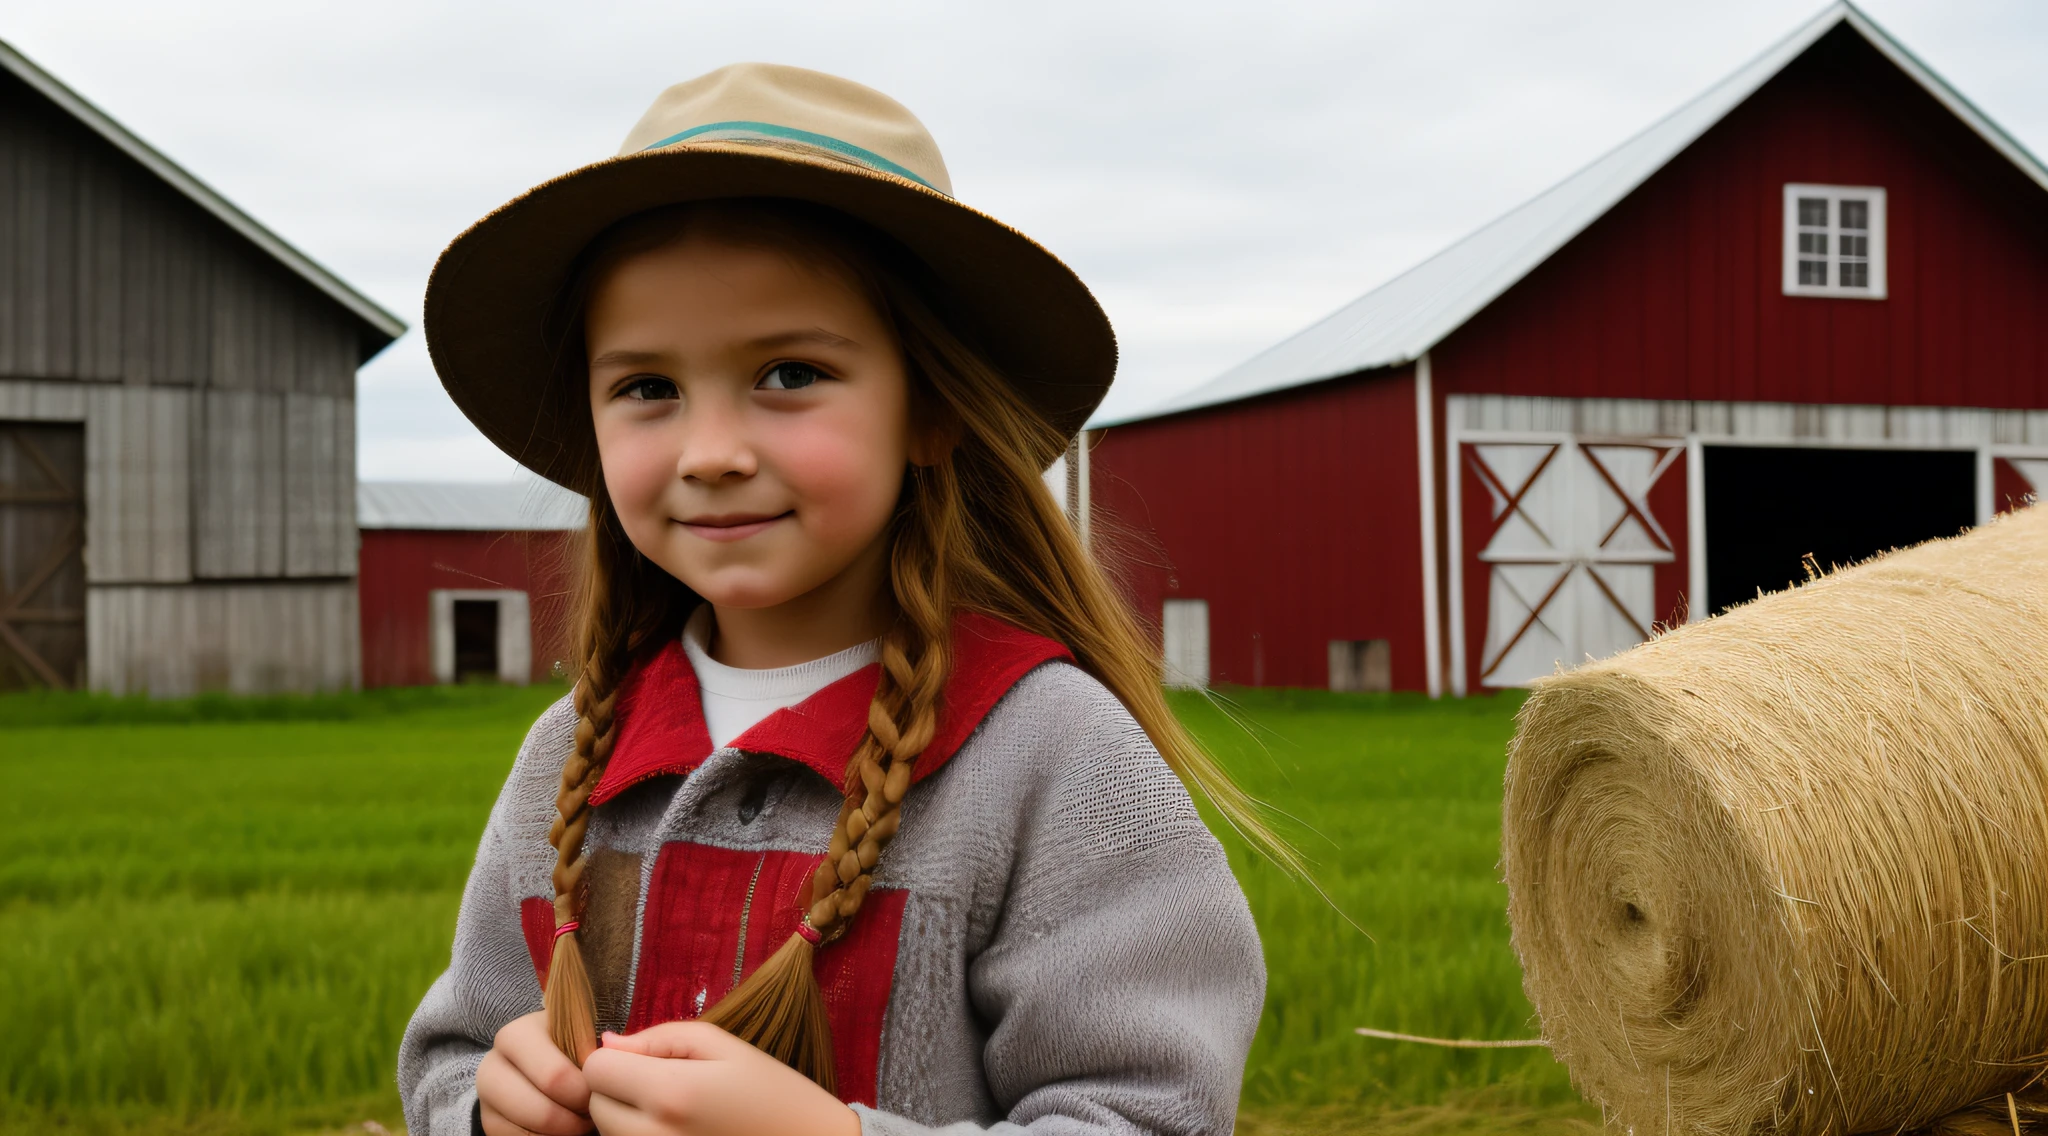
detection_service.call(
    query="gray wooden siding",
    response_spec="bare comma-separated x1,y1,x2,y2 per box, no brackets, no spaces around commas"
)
87,580,359,695
0,67,362,395
84,384,190,582
282,391,354,576
193,389,354,579
0,376,84,419
194,388,283,577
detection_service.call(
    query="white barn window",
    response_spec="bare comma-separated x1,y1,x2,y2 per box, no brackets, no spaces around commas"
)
1783,184,1887,299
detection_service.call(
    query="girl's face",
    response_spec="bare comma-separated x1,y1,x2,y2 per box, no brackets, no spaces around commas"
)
585,235,914,613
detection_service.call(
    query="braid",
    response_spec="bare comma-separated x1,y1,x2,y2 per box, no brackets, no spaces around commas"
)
701,460,962,1092
809,461,954,939
544,495,683,1064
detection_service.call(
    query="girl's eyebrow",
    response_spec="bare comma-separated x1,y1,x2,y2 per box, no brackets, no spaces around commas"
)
743,328,859,352
589,348,670,369
589,329,860,372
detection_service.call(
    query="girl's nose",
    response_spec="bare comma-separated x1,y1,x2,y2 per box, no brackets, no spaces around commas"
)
674,392,758,483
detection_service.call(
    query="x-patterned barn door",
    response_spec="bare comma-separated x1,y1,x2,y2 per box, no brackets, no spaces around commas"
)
1465,439,1683,687
0,424,86,689
1994,456,2048,513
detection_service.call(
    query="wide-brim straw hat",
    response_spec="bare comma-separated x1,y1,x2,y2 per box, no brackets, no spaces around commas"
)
425,62,1117,488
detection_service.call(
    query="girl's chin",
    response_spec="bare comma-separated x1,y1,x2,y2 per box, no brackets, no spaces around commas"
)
679,573,826,611
658,545,871,611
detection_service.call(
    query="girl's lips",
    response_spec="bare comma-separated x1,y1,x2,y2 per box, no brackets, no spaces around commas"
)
677,511,791,543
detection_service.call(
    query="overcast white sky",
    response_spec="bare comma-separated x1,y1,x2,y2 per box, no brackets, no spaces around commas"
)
6,0,2045,480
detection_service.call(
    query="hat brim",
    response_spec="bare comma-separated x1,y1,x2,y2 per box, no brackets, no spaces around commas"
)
424,144,1117,488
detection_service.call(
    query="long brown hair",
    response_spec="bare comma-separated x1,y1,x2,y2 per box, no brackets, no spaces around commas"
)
538,200,1291,1082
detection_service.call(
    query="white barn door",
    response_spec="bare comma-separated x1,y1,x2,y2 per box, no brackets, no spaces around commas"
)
2004,458,2047,504
1466,440,1682,687
1161,598,1210,689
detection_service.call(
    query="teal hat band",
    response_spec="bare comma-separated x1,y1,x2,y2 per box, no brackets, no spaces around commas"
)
642,120,943,194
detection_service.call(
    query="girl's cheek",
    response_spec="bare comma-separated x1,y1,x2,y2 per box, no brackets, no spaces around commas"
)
597,426,679,528
771,418,903,539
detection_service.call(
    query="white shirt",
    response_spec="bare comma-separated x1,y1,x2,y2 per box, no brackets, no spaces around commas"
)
680,604,881,749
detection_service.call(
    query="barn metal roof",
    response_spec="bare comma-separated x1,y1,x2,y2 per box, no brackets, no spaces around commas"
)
0,38,408,350
1099,2,2048,427
358,479,588,531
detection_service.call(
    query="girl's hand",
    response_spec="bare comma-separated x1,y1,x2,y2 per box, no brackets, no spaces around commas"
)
477,1011,595,1136
582,1021,860,1136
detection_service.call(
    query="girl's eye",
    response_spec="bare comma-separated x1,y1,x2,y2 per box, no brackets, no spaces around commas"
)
619,376,678,401
757,362,824,391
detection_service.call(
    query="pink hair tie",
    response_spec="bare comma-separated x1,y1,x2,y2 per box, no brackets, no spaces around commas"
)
795,918,824,945
553,921,581,941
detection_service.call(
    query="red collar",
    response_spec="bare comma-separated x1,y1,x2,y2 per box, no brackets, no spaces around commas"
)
590,612,1073,806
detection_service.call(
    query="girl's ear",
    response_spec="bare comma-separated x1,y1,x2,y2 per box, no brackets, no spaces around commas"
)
907,396,963,469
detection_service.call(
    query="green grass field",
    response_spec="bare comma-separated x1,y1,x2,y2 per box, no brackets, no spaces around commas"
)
0,684,1596,1135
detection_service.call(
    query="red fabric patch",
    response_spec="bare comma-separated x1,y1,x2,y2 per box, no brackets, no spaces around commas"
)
593,611,1072,804
625,842,909,1107
519,895,556,988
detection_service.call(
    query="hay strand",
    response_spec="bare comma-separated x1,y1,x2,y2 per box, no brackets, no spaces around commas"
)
1354,1026,1548,1048
1503,506,2048,1136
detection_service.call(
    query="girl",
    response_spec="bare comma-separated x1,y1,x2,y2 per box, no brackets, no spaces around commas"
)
400,63,1273,1136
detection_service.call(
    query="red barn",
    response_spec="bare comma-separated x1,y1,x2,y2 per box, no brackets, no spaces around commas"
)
1088,3,2048,696
357,480,584,688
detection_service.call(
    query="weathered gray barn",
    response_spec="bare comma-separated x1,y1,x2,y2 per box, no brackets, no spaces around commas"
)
0,40,402,694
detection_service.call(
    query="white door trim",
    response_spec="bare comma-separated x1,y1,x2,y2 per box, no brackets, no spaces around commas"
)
1444,370,1468,698
1415,355,1442,698
429,588,532,685
1686,434,1707,624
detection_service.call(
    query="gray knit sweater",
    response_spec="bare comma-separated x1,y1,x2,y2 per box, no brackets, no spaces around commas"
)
397,617,1264,1135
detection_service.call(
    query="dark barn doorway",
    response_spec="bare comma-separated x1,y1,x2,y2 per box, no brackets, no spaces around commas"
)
1703,445,1977,615
0,424,86,690
453,599,501,681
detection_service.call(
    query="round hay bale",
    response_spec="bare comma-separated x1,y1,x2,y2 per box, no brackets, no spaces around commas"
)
1503,505,2048,1136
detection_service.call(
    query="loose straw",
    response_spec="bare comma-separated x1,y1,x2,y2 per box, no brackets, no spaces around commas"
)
1354,1026,1547,1049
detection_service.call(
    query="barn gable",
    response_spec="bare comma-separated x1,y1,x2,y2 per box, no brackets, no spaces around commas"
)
1101,1,2048,427
1438,21,2048,409
0,39,403,366
0,39,403,694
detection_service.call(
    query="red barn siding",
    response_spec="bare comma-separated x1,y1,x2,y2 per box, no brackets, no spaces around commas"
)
1434,25,2048,410
1091,367,1427,690
359,529,574,688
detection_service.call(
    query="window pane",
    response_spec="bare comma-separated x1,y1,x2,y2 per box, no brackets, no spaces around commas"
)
1799,232,1828,255
1799,198,1829,227
1841,234,1868,258
1840,199,1868,230
1841,262,1868,288
1799,260,1828,286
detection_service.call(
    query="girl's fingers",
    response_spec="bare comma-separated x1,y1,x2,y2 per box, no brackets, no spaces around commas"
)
599,1020,745,1061
496,1022,594,1113
587,1091,666,1136
477,1049,595,1136
479,1097,540,1136
579,1046,675,1103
